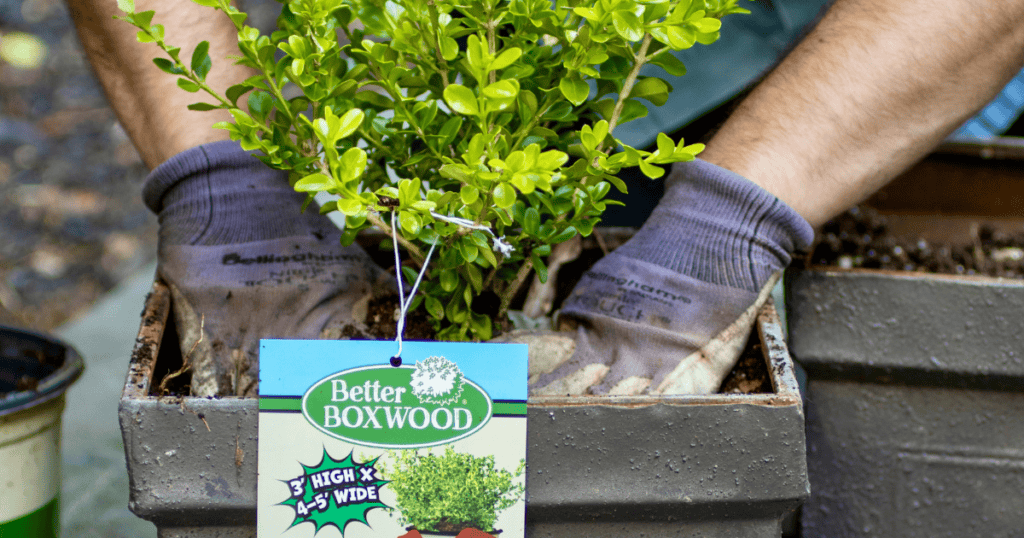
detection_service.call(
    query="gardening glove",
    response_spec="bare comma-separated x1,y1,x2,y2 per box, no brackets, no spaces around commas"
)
530,159,813,395
143,140,390,398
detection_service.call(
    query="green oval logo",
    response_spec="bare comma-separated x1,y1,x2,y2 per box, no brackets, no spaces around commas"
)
301,357,492,448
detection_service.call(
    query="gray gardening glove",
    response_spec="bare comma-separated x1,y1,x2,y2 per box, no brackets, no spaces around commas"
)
530,159,813,395
143,140,389,397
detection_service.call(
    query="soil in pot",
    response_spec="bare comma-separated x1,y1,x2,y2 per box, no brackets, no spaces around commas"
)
796,205,1024,278
149,230,773,396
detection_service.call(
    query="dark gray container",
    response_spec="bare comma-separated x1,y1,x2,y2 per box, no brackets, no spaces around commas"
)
786,268,1024,537
120,279,809,538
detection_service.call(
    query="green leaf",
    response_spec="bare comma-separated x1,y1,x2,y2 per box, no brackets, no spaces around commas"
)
488,47,522,71
460,185,479,204
294,173,335,192
439,36,458,61
465,263,483,292
437,116,462,148
638,159,665,179
559,77,590,106
177,78,201,93
692,17,722,33
445,293,469,324
336,108,365,139
190,0,218,6
247,90,273,120
523,207,540,236
536,150,569,170
611,11,644,42
398,178,421,206
318,201,338,215
440,164,472,182
354,90,393,108
478,242,497,267
132,10,155,27
468,312,492,340
228,11,248,26
465,34,486,71
338,147,367,182
399,212,421,235
604,173,628,193
190,41,211,81
656,132,675,158
650,52,687,76
618,99,649,124
443,84,479,116
440,269,459,292
550,226,578,243
531,252,548,283
336,198,364,215
630,77,670,107
425,296,444,320
459,241,479,263
187,102,220,111
225,84,250,105
152,58,184,75
482,80,519,100
492,183,516,209
117,0,134,13
666,25,697,49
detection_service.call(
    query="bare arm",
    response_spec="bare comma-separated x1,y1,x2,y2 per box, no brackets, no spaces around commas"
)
65,0,256,169
700,0,1024,227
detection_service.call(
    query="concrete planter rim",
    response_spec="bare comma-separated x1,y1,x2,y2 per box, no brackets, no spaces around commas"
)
786,264,1024,538
120,278,809,536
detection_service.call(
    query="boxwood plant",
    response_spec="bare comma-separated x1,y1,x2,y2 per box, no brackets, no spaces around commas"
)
117,0,750,341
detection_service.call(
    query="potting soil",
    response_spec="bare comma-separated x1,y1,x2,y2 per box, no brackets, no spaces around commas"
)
799,205,1024,278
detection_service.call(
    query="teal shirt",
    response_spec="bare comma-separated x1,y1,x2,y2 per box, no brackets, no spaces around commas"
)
616,0,1024,148
615,0,834,149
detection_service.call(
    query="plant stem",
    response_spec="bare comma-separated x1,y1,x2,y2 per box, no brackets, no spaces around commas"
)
498,258,533,319
425,0,451,87
606,33,653,136
486,15,497,85
367,212,426,265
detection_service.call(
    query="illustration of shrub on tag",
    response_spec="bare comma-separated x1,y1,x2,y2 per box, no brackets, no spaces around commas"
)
379,446,525,536
116,0,751,340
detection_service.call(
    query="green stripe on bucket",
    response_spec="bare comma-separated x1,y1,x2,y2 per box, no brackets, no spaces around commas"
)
0,496,58,538
260,398,527,416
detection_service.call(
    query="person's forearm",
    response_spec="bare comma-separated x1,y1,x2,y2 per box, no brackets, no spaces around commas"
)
66,0,256,169
700,0,1024,227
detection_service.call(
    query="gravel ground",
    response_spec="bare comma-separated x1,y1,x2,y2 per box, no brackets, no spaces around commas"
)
0,0,157,331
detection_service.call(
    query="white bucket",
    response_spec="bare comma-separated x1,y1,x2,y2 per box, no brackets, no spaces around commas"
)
0,327,83,537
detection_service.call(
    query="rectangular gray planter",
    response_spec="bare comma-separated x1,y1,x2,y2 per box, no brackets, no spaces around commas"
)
786,268,1024,538
121,278,808,538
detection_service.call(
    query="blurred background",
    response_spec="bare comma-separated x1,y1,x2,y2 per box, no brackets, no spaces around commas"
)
0,0,155,331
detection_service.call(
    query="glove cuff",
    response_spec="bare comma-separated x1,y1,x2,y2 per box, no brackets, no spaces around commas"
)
617,158,814,292
142,140,338,246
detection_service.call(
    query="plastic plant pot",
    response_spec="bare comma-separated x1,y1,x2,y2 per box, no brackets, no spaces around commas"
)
0,326,85,537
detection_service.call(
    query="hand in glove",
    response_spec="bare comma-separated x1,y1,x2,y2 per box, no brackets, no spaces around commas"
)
143,141,389,397
530,159,813,395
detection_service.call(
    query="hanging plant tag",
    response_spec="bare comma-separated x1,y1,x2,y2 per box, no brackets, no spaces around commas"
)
258,340,528,538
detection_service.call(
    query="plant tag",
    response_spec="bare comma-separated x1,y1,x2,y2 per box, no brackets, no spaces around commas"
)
258,340,527,538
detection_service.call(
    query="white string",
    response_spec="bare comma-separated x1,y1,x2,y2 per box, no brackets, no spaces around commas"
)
430,211,515,256
390,211,438,360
